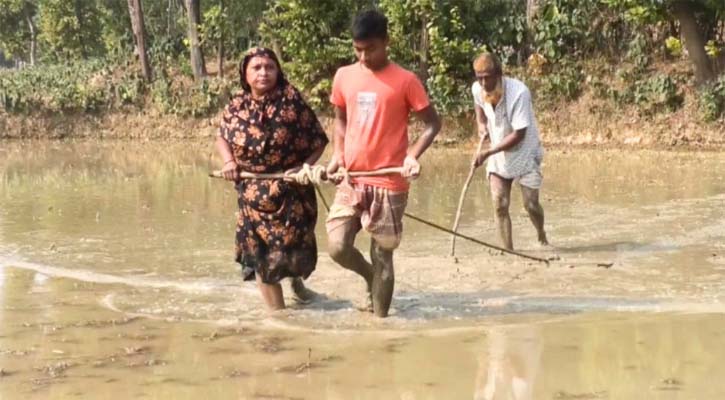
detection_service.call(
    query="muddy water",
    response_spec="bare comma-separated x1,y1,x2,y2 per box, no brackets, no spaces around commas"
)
1,141,725,398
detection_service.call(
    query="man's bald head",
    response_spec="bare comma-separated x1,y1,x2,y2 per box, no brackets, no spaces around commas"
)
473,52,503,76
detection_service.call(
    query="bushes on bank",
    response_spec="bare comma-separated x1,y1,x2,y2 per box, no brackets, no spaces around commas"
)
699,75,725,122
0,59,233,117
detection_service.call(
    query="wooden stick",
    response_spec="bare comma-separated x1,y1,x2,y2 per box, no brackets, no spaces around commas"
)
208,166,405,181
450,135,487,257
208,170,283,179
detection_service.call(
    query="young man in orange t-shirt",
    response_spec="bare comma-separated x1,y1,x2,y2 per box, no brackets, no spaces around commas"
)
326,10,442,318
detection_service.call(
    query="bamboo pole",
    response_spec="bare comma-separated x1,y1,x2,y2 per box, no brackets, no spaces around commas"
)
208,166,405,180
450,135,487,258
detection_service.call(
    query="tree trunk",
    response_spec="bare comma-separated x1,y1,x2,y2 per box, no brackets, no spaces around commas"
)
526,0,539,25
671,1,715,84
419,15,429,82
217,35,224,78
74,0,87,59
25,12,37,66
523,0,540,62
272,41,282,61
185,0,206,80
167,0,173,37
127,0,153,81
217,0,224,78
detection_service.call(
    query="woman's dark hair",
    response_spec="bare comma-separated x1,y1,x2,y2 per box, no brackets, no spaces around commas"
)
238,47,287,92
352,10,388,41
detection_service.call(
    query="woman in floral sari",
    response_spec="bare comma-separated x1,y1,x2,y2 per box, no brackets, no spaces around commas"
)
215,47,328,310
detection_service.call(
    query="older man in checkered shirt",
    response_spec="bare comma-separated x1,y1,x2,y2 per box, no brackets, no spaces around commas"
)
471,52,549,250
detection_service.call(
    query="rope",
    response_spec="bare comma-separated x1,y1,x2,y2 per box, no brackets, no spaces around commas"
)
307,177,549,265
209,164,405,185
284,164,327,185
403,212,549,264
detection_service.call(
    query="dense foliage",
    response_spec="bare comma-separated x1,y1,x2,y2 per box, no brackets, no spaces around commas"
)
0,0,723,121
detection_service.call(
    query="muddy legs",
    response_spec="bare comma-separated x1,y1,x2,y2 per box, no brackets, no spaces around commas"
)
490,174,514,250
490,173,548,249
255,274,285,310
328,221,397,317
328,221,374,308
520,185,548,245
370,239,395,318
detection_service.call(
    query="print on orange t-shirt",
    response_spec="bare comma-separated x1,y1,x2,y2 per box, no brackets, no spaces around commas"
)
330,62,431,191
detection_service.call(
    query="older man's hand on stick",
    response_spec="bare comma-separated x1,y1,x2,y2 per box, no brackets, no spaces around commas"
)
473,149,492,168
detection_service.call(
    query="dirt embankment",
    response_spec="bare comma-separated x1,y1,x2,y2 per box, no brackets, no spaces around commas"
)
535,91,725,149
1,99,723,149
0,112,217,140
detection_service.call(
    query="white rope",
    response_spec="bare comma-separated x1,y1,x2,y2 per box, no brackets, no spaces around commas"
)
283,164,328,185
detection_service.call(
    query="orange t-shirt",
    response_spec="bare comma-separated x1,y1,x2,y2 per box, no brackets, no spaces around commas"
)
330,62,431,191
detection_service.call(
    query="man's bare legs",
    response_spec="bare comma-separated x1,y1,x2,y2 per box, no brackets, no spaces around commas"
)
370,239,395,318
255,274,285,310
520,185,548,245
490,173,514,250
327,220,374,307
328,219,398,316
490,173,549,250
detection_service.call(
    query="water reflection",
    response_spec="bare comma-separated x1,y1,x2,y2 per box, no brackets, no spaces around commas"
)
475,326,542,400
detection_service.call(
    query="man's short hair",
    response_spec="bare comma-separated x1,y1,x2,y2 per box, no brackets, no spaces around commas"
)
352,10,388,41
473,52,503,76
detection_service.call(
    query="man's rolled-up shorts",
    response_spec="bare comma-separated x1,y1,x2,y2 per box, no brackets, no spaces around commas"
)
488,157,543,189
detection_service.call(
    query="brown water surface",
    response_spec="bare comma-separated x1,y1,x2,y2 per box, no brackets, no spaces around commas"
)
1,141,725,398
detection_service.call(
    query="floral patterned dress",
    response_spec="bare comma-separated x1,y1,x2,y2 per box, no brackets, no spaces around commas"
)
219,83,328,284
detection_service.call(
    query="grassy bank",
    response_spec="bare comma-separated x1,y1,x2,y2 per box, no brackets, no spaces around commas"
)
1,59,724,148
3,107,723,150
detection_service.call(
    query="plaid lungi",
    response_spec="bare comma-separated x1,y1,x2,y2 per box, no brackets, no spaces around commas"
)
325,182,408,250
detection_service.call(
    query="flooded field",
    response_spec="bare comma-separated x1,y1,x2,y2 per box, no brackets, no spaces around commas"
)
1,140,725,399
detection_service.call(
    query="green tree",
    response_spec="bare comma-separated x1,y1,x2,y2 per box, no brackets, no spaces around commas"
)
97,1,133,60
0,0,38,65
380,0,488,114
127,0,152,81
201,0,269,77
603,0,725,83
202,0,226,77
185,0,206,80
259,0,370,108
38,0,104,60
